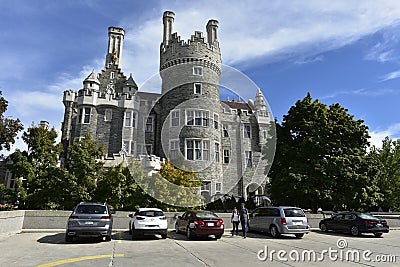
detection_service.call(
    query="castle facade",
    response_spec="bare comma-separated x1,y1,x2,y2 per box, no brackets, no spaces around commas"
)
61,11,272,202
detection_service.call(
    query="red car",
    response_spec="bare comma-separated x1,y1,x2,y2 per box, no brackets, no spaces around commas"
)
175,210,224,240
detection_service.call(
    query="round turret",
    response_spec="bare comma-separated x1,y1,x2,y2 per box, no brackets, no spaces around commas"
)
160,13,222,97
83,70,100,90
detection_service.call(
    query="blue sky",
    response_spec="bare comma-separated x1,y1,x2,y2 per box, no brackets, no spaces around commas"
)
2,0,400,153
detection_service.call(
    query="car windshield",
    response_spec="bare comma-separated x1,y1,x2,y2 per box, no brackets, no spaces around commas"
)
283,208,305,217
137,210,164,217
359,213,379,220
75,205,107,214
195,211,218,219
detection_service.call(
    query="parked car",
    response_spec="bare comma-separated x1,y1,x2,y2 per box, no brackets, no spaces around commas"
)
248,206,310,238
175,210,224,240
65,202,114,242
319,212,389,237
128,208,168,239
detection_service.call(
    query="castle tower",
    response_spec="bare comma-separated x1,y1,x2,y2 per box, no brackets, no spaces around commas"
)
105,26,125,68
154,11,224,185
162,11,175,46
206,20,218,46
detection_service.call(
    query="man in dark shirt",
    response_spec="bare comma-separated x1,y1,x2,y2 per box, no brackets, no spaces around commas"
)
239,203,250,238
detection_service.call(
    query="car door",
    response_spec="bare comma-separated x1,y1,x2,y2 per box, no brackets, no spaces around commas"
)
177,212,188,232
329,214,345,231
339,213,356,232
250,208,261,231
256,208,270,233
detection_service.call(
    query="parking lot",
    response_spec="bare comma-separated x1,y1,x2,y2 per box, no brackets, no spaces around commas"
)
0,230,399,267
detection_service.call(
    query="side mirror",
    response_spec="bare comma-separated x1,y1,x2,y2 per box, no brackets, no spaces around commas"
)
178,215,182,220
128,213,133,218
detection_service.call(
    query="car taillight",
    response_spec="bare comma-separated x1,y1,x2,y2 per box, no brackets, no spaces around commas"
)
383,221,388,225
160,216,167,220
306,217,309,223
136,216,145,220
364,220,374,225
216,220,224,227
281,218,287,225
69,215,79,219
101,216,110,220
194,220,205,226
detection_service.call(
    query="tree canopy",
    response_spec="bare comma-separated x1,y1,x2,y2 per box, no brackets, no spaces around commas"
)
269,93,381,211
0,91,23,153
369,137,400,211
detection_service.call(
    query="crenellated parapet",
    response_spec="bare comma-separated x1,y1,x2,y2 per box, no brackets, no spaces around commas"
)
63,89,77,103
160,11,221,75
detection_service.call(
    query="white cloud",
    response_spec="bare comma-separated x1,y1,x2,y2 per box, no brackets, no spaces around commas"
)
320,88,398,99
370,123,400,148
380,70,400,82
115,0,400,85
8,91,64,117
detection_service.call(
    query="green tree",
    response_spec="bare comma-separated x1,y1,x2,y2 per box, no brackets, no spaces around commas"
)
132,160,203,209
8,123,63,209
0,91,23,153
95,162,150,210
64,133,106,204
269,93,379,211
370,137,400,211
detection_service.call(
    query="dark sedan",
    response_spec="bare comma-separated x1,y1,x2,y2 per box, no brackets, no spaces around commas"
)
175,210,224,240
319,212,389,237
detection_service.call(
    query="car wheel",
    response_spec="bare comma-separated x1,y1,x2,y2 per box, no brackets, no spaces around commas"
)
374,233,383,237
320,223,328,232
128,223,132,235
161,234,167,239
65,234,73,243
105,235,112,241
295,233,304,238
350,226,360,236
175,224,180,234
186,227,193,240
215,234,222,240
270,225,280,238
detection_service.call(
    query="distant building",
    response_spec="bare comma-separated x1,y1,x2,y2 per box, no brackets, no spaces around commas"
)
61,11,272,201
0,157,16,189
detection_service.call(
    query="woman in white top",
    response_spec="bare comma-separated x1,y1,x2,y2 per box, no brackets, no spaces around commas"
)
231,207,240,236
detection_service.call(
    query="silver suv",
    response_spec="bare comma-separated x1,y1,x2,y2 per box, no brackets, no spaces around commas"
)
248,206,310,238
65,202,114,242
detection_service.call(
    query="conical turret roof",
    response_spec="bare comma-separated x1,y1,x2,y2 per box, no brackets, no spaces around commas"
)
126,74,138,88
83,70,100,84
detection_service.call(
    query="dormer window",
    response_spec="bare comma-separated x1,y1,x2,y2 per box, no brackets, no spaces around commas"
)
110,72,115,79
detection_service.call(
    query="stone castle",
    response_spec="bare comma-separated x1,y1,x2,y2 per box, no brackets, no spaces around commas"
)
61,11,273,202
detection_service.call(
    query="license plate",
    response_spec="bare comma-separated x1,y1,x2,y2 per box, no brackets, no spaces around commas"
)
292,221,302,225
207,223,214,227
85,221,94,225
376,223,382,227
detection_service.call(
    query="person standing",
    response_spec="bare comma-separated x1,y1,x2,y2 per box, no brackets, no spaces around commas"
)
231,207,240,236
239,203,250,238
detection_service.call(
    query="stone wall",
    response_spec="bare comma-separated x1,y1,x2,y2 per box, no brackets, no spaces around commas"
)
0,210,397,234
0,210,25,235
